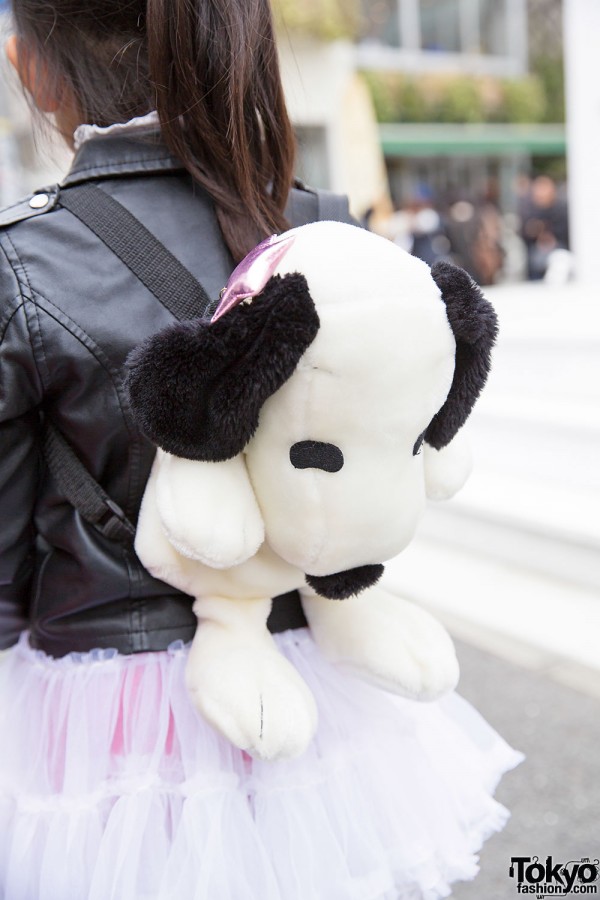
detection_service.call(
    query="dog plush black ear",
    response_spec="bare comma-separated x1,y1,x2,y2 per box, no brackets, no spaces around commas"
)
425,261,498,450
125,273,319,461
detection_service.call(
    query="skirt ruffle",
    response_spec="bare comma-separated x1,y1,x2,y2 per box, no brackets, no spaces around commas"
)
0,630,522,900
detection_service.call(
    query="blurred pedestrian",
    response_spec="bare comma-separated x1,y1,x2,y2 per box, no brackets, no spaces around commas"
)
406,185,450,266
384,185,452,265
520,174,570,280
446,184,504,287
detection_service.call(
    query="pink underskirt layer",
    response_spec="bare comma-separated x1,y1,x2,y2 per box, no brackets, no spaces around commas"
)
0,630,522,900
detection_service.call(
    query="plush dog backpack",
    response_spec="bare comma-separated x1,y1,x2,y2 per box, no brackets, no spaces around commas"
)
125,221,498,760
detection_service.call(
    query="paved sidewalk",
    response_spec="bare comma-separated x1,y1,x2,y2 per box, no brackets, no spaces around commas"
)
383,537,600,700
383,277,600,704
382,270,600,900
450,638,600,900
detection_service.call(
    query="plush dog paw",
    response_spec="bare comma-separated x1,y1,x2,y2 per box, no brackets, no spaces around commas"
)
302,586,459,701
185,624,318,760
155,452,264,568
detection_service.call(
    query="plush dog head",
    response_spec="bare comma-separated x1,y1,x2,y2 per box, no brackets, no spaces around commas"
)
127,222,497,597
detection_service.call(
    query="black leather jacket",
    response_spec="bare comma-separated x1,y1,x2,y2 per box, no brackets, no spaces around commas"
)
0,129,350,657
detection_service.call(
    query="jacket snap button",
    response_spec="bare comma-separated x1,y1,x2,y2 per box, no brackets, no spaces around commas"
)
29,193,50,209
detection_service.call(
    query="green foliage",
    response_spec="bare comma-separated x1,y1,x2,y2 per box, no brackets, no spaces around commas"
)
532,55,565,123
498,77,546,123
362,71,551,125
396,80,430,123
531,155,567,181
361,71,401,124
272,0,361,41
434,78,485,124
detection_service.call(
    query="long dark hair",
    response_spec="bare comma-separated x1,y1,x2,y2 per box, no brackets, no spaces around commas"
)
11,0,296,260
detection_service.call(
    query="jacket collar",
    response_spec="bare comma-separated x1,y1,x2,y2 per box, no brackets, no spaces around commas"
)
61,130,185,187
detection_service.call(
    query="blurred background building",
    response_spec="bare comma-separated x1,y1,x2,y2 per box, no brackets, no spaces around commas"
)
276,0,569,285
0,0,572,287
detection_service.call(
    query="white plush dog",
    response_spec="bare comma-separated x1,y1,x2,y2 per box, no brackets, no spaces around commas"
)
126,222,497,760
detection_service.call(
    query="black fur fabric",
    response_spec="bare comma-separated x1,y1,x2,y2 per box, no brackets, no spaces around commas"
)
306,564,385,600
425,261,498,450
125,273,320,460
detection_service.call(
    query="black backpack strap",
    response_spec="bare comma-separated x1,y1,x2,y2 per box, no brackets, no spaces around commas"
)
49,180,351,545
59,183,215,322
47,184,218,544
286,181,352,228
316,187,353,223
42,421,136,543
49,184,219,544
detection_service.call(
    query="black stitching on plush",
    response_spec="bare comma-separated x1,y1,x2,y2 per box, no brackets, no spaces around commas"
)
412,432,426,456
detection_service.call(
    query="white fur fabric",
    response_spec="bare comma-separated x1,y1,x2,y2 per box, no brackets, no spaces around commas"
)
135,222,473,759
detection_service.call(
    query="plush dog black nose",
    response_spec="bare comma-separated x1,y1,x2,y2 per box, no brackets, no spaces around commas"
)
290,441,344,473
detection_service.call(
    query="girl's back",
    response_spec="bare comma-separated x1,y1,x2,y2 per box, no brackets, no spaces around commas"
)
0,0,303,656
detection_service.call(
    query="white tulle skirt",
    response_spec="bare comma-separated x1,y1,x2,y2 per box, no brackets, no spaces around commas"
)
0,629,521,900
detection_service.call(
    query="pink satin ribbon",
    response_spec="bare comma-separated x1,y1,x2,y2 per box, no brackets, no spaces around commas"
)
211,232,297,322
